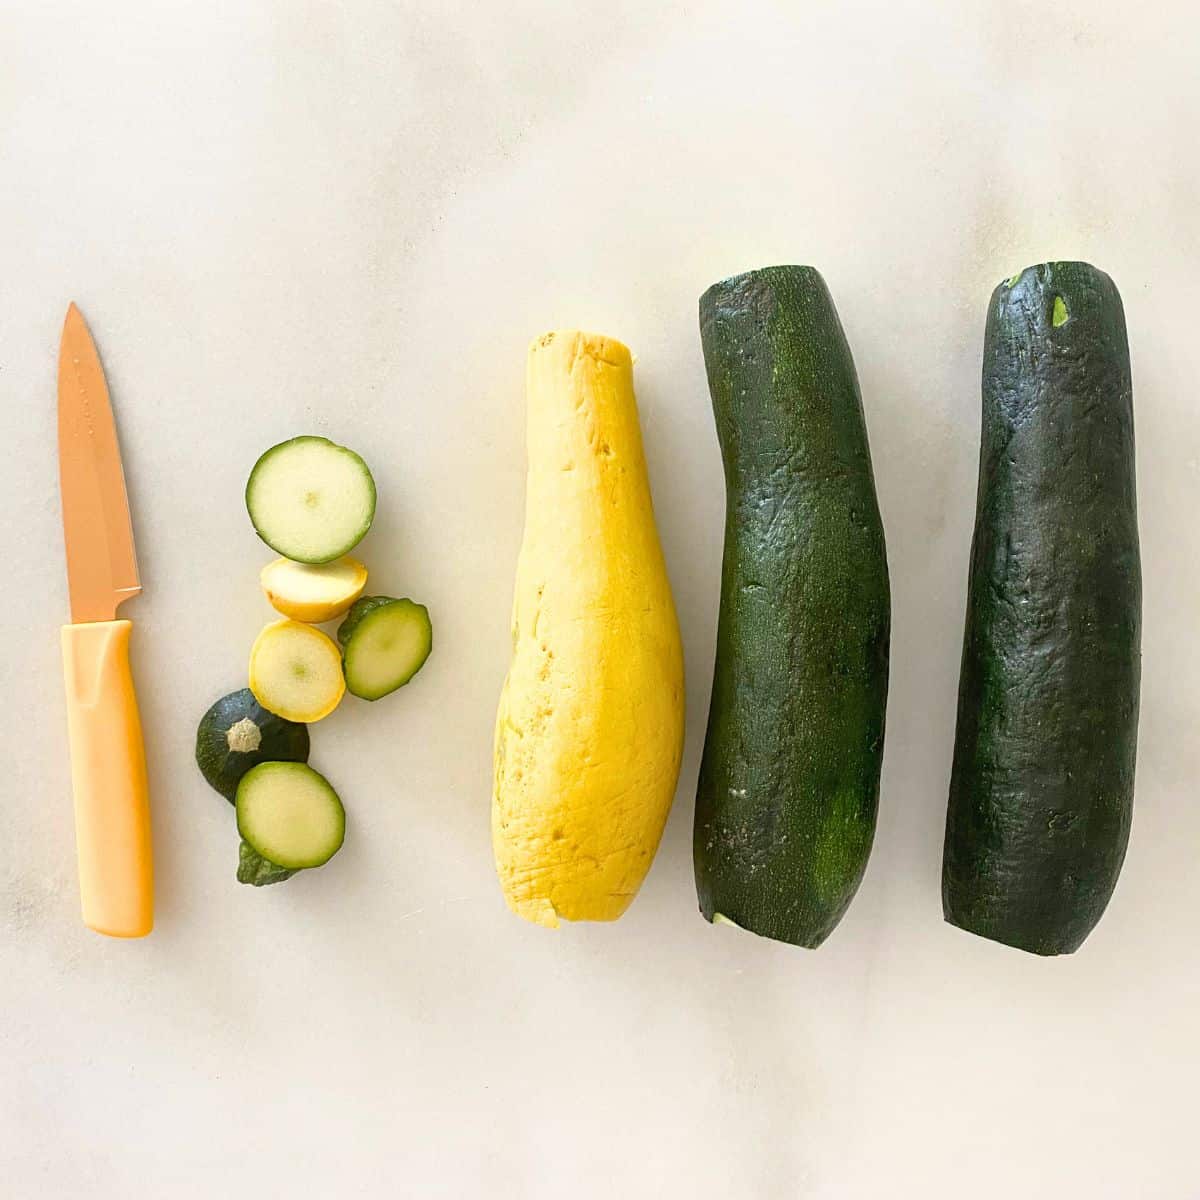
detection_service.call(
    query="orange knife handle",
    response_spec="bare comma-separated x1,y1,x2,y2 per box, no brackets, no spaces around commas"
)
61,620,153,937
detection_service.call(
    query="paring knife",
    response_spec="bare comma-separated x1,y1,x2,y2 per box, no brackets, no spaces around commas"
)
58,303,153,937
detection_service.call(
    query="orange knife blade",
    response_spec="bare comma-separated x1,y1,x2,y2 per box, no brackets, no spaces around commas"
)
57,303,153,937
58,303,141,622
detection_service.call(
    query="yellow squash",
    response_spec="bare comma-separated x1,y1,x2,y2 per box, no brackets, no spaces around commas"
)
493,331,685,928
260,555,368,623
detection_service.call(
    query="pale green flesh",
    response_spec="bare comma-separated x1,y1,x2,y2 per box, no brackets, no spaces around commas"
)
236,762,345,869
247,437,376,564
344,602,432,700
1052,295,1070,326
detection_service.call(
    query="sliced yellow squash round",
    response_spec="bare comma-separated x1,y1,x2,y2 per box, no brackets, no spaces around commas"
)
248,619,345,722
260,556,368,623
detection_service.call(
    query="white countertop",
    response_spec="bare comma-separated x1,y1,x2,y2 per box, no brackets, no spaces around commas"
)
3,3,1198,1196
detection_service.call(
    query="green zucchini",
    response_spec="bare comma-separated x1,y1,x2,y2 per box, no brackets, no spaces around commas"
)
943,261,1141,955
237,841,297,887
337,596,432,700
195,688,310,803
236,761,345,870
246,436,376,564
693,265,890,948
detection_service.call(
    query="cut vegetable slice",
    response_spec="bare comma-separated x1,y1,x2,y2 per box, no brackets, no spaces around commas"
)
236,762,345,869
337,596,432,700
246,436,376,564
248,618,345,722
260,555,368,623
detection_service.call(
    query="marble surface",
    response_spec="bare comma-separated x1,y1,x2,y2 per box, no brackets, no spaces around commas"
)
2,3,1198,1196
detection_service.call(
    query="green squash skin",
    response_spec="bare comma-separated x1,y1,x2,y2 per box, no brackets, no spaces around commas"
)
237,840,297,887
336,596,399,646
195,688,311,803
693,266,891,948
942,262,1141,956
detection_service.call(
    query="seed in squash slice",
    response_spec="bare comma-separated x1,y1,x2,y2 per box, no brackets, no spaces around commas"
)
249,619,345,722
260,556,368,623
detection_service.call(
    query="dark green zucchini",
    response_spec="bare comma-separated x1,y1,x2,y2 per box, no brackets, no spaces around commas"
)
195,688,310,803
237,841,297,887
943,261,1141,956
693,265,891,948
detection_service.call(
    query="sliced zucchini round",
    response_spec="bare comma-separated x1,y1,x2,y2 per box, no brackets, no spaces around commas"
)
337,596,432,700
248,618,345,722
260,555,368,623
246,436,376,564
236,762,345,870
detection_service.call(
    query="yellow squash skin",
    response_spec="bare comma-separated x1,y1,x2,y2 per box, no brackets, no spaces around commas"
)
493,331,685,928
